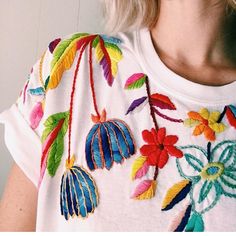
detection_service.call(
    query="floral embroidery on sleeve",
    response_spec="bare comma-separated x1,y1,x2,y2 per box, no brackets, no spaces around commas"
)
39,33,137,221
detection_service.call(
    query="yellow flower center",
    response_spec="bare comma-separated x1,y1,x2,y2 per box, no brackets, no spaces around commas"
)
200,162,224,181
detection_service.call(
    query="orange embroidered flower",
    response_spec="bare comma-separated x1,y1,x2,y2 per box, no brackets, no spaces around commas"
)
184,108,226,141
140,128,183,168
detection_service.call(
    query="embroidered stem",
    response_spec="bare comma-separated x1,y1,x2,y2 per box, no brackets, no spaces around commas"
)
153,107,184,123
68,42,90,163
89,41,101,118
217,106,227,123
145,77,159,131
153,167,159,180
207,142,211,162
145,77,160,181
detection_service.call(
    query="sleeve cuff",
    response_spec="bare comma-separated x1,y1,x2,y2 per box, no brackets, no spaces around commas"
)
0,103,42,187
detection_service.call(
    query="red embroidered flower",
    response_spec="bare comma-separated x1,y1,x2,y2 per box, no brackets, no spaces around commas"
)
140,128,183,168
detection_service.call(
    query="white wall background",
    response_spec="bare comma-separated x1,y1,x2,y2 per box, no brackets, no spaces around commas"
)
0,0,104,198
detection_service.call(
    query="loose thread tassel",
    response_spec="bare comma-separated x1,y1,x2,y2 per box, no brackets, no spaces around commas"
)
60,155,99,220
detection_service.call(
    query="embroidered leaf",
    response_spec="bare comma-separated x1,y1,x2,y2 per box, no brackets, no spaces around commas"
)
28,87,45,96
39,111,69,187
44,76,50,90
131,180,157,200
101,34,122,44
162,180,192,211
49,38,61,54
126,96,148,115
226,105,236,129
185,213,204,232
60,161,99,220
169,204,192,232
30,101,44,129
94,36,123,86
85,119,136,171
124,73,147,90
198,181,213,203
151,93,176,110
131,156,150,180
48,33,90,90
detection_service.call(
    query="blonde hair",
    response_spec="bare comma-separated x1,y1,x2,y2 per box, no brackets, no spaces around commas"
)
102,0,236,34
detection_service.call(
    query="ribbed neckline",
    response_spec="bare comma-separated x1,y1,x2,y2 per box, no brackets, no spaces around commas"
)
135,27,236,106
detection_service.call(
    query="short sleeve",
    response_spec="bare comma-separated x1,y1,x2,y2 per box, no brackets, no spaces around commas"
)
0,47,52,187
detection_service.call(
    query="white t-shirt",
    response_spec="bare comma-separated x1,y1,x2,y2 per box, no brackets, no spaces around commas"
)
1,28,236,232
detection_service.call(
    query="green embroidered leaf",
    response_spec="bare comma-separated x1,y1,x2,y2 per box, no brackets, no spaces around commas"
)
41,111,69,177
44,111,69,130
219,145,236,165
92,35,100,48
51,33,89,70
44,75,50,90
185,213,204,232
198,181,213,203
185,153,204,172
47,132,64,176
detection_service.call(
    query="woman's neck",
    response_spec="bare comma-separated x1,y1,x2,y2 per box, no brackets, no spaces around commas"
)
151,0,233,67
150,0,236,86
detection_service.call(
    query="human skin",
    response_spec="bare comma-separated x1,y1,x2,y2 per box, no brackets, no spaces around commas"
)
0,162,37,231
151,0,236,86
1,0,236,231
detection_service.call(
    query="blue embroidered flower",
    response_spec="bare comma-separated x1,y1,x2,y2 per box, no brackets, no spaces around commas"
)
176,140,236,215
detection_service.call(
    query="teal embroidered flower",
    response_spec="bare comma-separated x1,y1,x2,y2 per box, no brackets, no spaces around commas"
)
177,140,236,215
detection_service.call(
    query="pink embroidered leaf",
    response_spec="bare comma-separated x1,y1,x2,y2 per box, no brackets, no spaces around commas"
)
131,156,150,180
226,105,236,129
124,73,147,90
30,101,44,129
151,93,176,110
131,179,157,200
39,111,69,188
126,96,148,115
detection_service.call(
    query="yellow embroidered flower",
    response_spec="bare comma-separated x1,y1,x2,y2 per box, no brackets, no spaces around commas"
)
184,108,226,141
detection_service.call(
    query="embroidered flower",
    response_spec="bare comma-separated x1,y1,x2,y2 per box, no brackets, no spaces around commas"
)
140,127,183,168
162,140,236,232
184,108,226,141
176,140,236,214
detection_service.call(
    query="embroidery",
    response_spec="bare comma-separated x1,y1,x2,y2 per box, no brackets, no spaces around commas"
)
125,73,183,123
27,50,48,129
226,105,236,129
39,111,69,187
60,156,99,220
47,33,123,90
125,72,236,231
184,108,227,141
162,140,236,231
125,73,183,199
39,33,136,221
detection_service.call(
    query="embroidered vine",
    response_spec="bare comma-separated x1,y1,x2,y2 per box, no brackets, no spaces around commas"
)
125,72,236,231
125,73,184,199
39,33,137,221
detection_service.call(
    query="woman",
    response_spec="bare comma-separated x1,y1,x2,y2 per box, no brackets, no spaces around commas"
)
0,0,236,232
